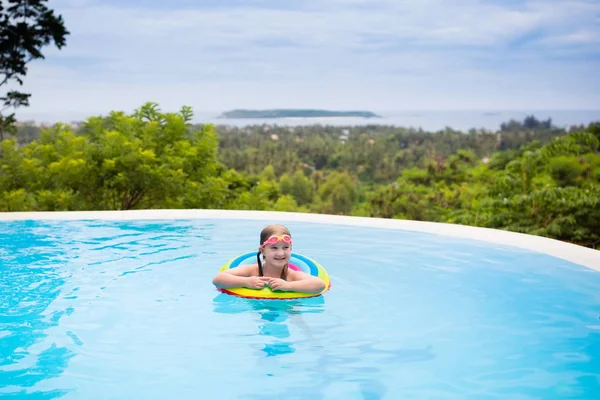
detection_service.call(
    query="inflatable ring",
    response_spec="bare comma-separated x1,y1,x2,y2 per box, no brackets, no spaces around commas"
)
217,252,331,300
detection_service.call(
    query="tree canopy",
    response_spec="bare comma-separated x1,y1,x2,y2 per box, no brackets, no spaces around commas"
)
2,104,599,249
0,0,69,140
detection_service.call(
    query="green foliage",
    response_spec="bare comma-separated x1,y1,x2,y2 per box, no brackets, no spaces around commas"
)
260,165,276,181
274,195,299,212
290,170,313,206
1,103,224,210
278,173,292,195
1,0,69,140
3,105,599,249
548,156,586,187
361,127,599,247
316,172,356,215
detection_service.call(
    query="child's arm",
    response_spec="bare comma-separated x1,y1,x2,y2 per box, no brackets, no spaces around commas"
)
212,264,268,289
288,274,326,294
268,271,326,294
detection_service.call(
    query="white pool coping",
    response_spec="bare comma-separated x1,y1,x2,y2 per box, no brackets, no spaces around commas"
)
1,209,599,272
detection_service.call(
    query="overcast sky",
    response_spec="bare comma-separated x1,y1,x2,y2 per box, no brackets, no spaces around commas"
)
12,0,600,121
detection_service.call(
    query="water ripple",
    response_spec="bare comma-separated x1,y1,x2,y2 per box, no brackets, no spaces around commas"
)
1,219,600,399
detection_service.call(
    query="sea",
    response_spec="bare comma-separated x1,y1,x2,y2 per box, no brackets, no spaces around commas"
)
196,110,600,132
17,110,600,133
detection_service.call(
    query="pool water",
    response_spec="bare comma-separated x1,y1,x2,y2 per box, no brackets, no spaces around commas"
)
1,218,599,399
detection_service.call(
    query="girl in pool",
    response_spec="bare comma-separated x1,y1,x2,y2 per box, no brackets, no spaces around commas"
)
212,224,326,294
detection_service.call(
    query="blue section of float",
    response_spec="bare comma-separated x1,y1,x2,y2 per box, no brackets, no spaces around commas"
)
289,253,319,276
228,252,318,276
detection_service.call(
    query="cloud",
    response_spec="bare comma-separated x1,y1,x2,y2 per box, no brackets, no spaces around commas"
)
11,0,600,121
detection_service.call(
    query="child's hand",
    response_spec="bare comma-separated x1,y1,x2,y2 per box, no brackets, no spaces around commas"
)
267,278,291,291
244,276,270,289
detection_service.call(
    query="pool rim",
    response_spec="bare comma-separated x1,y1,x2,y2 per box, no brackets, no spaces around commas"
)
1,209,598,272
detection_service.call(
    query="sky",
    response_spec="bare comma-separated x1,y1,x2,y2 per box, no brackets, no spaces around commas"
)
10,0,600,122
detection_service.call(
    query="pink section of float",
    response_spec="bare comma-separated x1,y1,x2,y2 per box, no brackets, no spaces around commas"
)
289,263,300,271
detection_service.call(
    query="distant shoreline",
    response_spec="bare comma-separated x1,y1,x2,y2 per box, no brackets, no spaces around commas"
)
217,109,381,119
12,109,600,133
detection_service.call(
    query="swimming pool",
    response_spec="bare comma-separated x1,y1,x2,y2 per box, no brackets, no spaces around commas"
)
1,211,599,399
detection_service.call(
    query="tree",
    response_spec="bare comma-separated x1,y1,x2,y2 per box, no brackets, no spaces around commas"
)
273,194,298,212
278,173,292,195
290,170,313,206
0,103,224,211
317,171,356,215
1,0,69,141
260,164,276,181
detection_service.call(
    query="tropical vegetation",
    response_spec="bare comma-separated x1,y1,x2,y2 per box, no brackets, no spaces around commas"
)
2,102,599,249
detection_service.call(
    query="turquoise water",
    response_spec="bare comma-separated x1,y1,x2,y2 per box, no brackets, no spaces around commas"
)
1,219,599,399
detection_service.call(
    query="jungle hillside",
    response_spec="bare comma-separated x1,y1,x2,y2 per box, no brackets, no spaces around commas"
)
2,103,599,250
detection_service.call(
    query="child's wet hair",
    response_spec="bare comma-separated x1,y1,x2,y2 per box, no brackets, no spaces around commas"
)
257,224,291,279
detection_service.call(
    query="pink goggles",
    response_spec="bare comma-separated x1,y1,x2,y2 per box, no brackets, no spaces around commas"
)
260,234,292,247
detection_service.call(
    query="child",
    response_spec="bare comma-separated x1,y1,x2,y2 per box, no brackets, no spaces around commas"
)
212,224,326,294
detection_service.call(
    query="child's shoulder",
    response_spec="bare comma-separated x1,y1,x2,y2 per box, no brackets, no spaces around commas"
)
238,263,258,271
286,267,308,281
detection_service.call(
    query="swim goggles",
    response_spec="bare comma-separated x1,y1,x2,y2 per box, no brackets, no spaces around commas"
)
260,234,292,247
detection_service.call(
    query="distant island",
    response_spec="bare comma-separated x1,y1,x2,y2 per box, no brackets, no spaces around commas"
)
218,109,381,119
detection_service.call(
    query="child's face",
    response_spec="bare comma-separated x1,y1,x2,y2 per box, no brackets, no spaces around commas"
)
261,238,292,268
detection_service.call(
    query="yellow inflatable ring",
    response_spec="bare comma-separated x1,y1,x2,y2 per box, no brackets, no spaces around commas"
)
216,252,331,300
